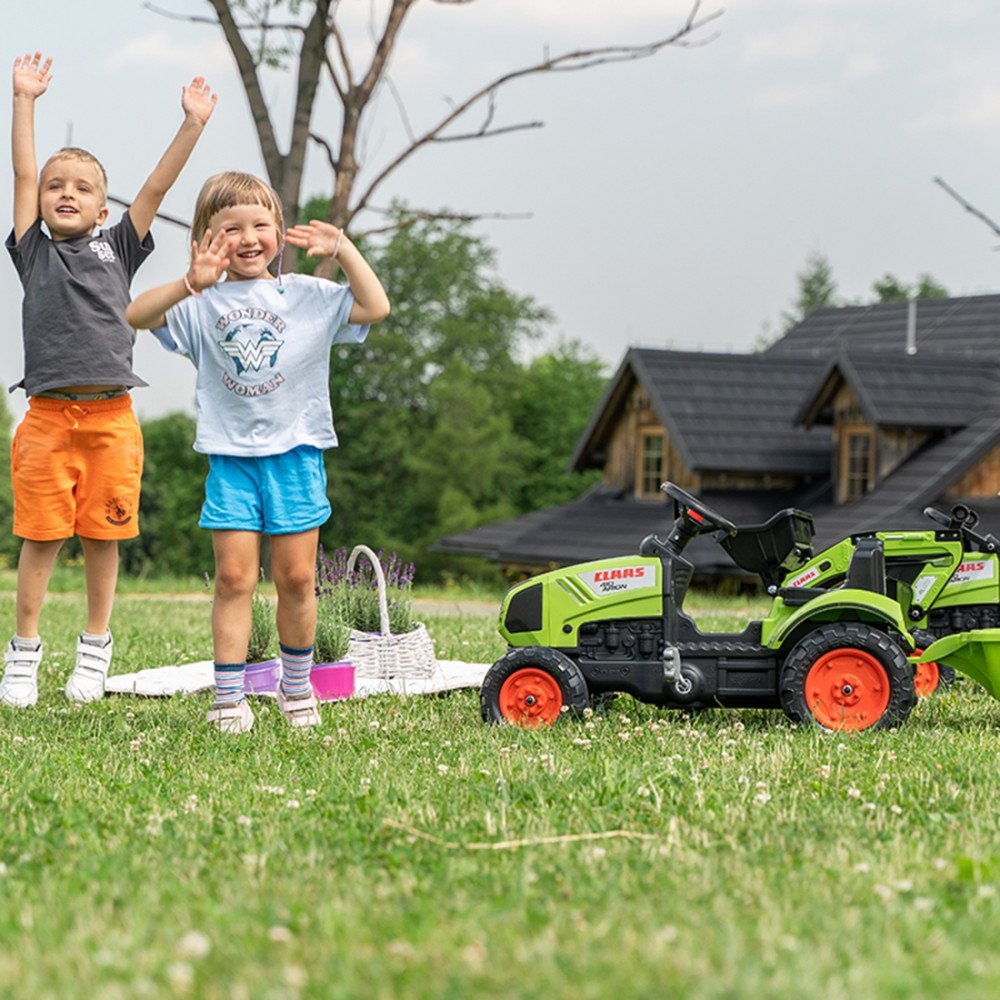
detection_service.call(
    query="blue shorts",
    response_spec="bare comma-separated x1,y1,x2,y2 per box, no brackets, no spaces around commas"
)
200,446,331,534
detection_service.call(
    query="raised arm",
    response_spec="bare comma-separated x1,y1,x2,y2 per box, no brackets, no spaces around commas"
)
284,221,391,325
127,76,217,241
11,52,52,242
126,229,233,330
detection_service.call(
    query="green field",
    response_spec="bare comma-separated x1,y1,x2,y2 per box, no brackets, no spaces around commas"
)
0,585,998,999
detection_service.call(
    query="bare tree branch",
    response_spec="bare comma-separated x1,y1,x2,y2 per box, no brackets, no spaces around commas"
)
353,207,533,240
144,0,303,32
350,2,722,219
151,0,722,277
108,194,190,230
934,176,1000,242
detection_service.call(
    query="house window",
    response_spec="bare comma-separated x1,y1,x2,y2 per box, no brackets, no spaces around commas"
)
842,430,873,502
639,432,664,497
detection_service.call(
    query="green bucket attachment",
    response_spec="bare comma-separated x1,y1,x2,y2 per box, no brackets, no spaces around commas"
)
913,629,1000,700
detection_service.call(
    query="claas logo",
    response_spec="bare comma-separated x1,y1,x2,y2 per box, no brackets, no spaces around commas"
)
593,567,646,583
958,561,986,573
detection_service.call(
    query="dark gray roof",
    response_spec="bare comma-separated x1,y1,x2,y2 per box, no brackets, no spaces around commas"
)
807,408,1000,548
797,348,999,429
768,294,1000,360
571,348,830,476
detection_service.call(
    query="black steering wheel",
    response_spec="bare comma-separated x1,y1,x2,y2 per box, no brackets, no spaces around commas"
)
662,482,737,536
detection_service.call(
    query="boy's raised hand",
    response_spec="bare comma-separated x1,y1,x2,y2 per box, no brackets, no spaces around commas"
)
284,220,345,258
12,52,52,98
181,75,218,127
187,229,234,293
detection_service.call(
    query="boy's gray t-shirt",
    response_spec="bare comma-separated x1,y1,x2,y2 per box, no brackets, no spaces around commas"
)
156,272,368,456
5,213,154,394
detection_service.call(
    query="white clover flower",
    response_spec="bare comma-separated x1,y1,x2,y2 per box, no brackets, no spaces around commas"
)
286,799,300,809
176,930,212,960
437,764,450,775
237,815,252,827
890,804,903,815
847,787,862,799
268,926,293,943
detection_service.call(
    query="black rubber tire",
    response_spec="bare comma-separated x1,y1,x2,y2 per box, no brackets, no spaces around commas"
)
779,622,917,731
480,647,589,726
912,629,957,694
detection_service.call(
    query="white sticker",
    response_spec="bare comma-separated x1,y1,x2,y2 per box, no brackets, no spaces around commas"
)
945,560,996,587
912,575,936,602
578,563,658,597
788,568,819,588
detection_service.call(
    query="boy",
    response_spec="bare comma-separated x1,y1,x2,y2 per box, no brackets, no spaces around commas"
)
1,52,217,708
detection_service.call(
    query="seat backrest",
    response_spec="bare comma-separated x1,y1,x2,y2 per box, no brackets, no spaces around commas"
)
719,508,815,588
845,536,886,595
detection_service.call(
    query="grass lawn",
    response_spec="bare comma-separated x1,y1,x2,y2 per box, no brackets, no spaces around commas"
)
0,584,998,999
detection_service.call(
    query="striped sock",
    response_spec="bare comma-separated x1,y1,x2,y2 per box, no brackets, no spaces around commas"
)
279,644,313,698
214,662,246,706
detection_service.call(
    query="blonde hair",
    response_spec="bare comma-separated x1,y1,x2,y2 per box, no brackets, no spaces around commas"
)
41,147,108,200
191,171,284,242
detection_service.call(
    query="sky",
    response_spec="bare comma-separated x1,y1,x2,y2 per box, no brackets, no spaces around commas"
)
3,0,1000,424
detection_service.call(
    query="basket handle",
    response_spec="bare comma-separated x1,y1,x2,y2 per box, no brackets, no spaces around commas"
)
345,544,391,636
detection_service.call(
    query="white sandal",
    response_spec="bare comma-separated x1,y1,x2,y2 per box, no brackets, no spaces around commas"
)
277,688,321,728
206,699,255,733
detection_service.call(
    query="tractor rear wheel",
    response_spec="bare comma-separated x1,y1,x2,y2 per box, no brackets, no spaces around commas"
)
481,647,588,727
779,623,916,732
912,630,957,696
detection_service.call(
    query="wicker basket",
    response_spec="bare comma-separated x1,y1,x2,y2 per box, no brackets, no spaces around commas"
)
345,545,437,681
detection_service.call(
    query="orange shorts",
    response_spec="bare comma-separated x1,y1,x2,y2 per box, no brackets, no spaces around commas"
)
11,395,143,541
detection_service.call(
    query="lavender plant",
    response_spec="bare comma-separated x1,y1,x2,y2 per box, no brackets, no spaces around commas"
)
316,546,417,635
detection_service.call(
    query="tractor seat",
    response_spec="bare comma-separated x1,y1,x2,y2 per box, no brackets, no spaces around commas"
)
719,508,815,588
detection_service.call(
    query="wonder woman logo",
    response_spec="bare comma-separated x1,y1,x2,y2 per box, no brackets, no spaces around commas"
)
218,323,284,375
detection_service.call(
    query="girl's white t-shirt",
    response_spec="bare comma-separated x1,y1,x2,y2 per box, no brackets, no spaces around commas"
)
157,273,368,456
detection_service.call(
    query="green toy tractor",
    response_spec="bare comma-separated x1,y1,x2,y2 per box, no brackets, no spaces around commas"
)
480,483,1000,732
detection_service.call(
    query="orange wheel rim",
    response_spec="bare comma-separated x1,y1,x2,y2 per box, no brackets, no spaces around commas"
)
498,668,563,726
804,647,891,731
912,650,940,698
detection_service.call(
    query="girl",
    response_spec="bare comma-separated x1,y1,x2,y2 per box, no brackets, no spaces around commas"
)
126,172,389,732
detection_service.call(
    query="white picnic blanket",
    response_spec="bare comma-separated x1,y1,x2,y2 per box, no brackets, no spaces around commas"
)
104,659,490,698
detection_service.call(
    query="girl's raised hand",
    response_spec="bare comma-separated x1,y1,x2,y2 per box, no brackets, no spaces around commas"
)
284,220,345,258
186,229,233,293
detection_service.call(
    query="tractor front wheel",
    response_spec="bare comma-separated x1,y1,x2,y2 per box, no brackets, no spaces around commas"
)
779,623,916,732
481,647,589,727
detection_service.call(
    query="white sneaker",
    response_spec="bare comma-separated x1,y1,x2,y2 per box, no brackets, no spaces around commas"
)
277,688,321,729
0,640,42,708
65,633,113,703
206,699,255,733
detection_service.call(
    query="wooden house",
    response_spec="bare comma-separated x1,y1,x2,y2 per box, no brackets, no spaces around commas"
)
437,294,1000,580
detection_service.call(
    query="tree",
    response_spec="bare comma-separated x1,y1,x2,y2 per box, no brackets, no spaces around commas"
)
150,0,722,258
0,396,17,566
508,342,605,512
872,273,948,302
123,413,213,578
782,252,838,330
321,212,547,557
